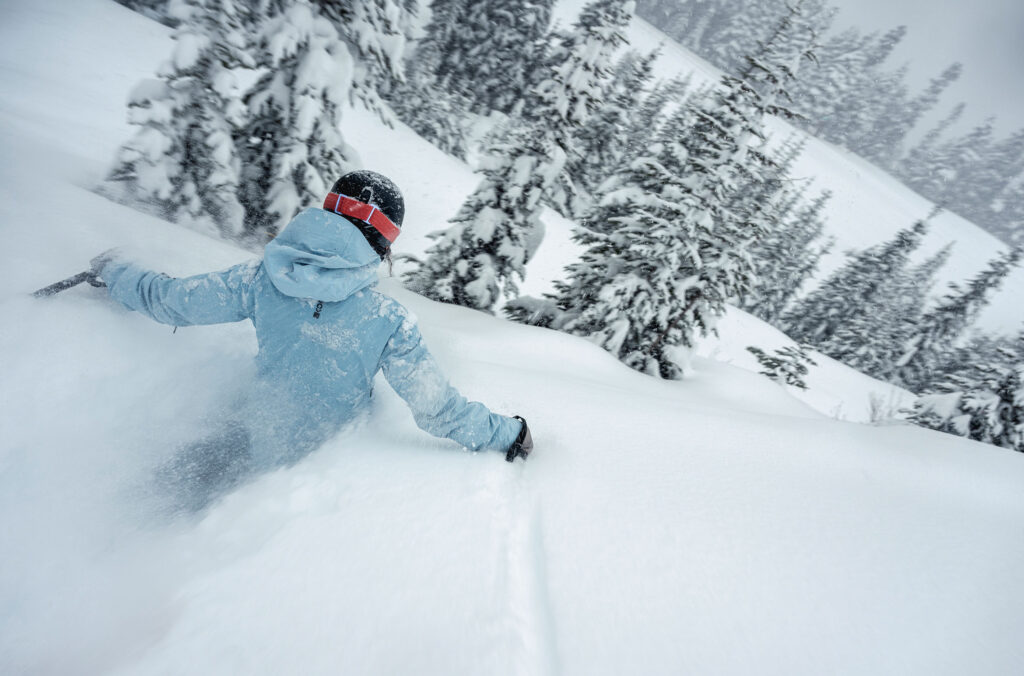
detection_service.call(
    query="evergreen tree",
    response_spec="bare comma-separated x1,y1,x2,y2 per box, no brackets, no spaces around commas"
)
412,0,468,81
742,189,832,323
527,0,634,216
787,26,869,136
385,82,472,160
919,331,1019,395
863,25,907,68
642,0,744,56
568,47,660,202
710,0,831,76
825,242,951,380
788,24,928,166
385,0,472,158
911,337,1024,453
404,0,633,310
316,0,418,121
833,60,921,167
107,0,252,238
237,0,359,237
402,126,554,310
904,63,963,137
961,128,1024,226
520,1,816,378
235,0,414,237
638,0,949,174
116,0,175,25
846,63,913,167
897,117,1024,244
782,215,930,349
896,102,965,195
619,74,693,165
988,129,1024,186
707,0,781,73
439,0,555,114
942,119,998,219
747,343,818,390
633,0,690,32
896,247,1022,392
535,144,715,378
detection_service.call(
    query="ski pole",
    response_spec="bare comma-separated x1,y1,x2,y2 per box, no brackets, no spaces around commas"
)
32,271,106,298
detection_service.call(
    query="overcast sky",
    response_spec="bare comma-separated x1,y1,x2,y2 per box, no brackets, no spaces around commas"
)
828,0,1024,137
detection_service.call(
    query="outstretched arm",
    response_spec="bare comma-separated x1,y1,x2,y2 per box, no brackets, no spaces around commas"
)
381,316,523,453
96,255,259,327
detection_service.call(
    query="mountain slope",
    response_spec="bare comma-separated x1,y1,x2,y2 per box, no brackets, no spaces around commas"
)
1,2,1023,675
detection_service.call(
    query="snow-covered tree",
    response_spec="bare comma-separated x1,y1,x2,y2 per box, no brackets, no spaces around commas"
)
526,0,634,216
825,242,952,381
786,26,869,136
404,0,633,310
567,47,659,203
384,0,473,158
918,332,1019,397
896,102,965,195
959,128,1024,226
903,64,963,138
237,1,358,237
638,0,958,174
709,0,830,75
439,0,554,114
108,0,415,241
402,127,558,310
844,63,912,167
619,74,693,164
411,0,467,81
530,145,713,378
742,188,832,324
786,24,957,169
385,82,472,160
782,216,930,349
896,116,1024,244
896,247,1022,392
107,0,252,237
635,0,746,57
514,2,817,378
911,341,1024,453
747,343,818,390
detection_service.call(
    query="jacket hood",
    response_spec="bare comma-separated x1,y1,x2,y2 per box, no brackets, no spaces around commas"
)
263,208,380,301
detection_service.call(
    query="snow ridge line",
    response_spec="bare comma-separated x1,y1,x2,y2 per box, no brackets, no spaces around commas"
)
494,465,558,676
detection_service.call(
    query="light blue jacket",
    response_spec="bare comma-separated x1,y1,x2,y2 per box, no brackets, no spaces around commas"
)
100,208,522,468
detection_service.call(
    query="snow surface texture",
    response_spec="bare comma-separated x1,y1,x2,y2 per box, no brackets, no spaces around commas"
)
1,1,1024,674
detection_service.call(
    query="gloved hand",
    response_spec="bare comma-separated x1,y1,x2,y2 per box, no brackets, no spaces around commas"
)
89,248,122,284
505,416,533,462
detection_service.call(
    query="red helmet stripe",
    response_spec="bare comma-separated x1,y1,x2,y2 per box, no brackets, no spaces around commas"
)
323,192,401,243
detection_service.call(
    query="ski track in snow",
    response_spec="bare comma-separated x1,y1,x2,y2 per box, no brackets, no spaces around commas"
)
485,463,558,676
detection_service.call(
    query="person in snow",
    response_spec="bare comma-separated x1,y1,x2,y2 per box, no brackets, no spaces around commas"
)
91,170,532,511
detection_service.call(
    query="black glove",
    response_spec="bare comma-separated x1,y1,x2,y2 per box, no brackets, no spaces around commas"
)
505,416,533,462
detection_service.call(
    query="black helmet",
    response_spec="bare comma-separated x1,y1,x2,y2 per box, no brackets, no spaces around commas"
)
324,170,405,259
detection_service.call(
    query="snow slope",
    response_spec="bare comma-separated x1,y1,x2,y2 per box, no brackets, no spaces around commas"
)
2,2,1024,675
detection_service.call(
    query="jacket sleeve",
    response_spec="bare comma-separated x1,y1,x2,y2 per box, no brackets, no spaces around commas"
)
99,258,259,326
380,315,522,453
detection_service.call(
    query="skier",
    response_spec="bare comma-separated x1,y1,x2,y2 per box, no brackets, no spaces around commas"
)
90,170,533,511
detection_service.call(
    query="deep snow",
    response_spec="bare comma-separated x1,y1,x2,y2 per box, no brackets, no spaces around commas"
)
2,1,1024,675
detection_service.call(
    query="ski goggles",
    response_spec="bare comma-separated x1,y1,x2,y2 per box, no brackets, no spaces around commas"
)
323,192,401,244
